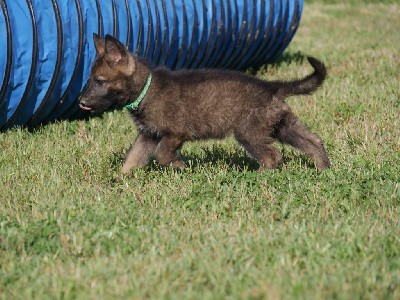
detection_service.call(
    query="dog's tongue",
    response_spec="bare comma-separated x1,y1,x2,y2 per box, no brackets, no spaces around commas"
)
79,104,92,111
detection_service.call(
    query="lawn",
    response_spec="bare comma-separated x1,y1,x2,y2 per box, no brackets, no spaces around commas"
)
0,1,399,299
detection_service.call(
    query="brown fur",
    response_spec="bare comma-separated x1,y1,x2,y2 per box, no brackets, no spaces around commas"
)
80,34,331,174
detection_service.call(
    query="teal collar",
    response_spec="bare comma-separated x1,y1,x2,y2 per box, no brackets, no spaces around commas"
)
125,72,152,111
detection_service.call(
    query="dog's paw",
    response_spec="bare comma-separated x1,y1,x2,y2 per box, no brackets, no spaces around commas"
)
171,159,185,169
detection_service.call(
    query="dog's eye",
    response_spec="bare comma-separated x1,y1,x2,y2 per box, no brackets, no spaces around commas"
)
94,76,106,85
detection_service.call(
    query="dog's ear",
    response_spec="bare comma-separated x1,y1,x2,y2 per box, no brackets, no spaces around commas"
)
105,34,129,67
93,33,105,56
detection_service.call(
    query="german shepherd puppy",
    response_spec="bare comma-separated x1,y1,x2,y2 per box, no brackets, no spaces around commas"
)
80,34,330,174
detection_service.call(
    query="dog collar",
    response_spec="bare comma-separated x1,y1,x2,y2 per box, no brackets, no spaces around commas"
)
125,72,152,111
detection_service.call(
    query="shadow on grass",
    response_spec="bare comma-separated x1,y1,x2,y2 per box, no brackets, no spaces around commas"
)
183,146,260,172
108,144,260,174
270,51,306,66
247,51,306,75
109,142,317,176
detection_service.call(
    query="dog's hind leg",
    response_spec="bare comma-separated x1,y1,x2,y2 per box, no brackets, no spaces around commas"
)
154,136,185,168
275,113,331,171
234,128,282,171
122,132,160,174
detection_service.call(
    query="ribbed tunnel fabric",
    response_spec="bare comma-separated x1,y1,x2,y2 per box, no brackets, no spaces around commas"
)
0,0,303,129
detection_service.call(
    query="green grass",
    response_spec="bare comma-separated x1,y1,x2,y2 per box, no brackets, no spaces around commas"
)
1,3,399,299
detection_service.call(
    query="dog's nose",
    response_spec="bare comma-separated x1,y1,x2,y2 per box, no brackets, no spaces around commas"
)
79,99,92,111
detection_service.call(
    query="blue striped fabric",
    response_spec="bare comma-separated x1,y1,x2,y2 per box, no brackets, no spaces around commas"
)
0,0,303,129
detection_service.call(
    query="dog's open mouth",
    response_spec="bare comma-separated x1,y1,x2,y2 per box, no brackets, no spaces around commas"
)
79,104,92,111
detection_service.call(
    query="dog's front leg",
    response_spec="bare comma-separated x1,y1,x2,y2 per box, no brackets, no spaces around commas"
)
121,132,160,174
154,136,185,168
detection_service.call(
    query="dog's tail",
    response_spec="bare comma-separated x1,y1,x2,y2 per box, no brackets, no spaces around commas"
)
275,56,327,98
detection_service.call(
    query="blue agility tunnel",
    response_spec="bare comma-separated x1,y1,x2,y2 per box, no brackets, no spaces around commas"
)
0,0,303,129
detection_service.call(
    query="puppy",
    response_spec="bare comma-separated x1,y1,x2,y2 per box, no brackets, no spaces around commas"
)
80,34,330,174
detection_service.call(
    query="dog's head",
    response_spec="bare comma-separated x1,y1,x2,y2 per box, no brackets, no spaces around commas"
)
79,34,136,114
